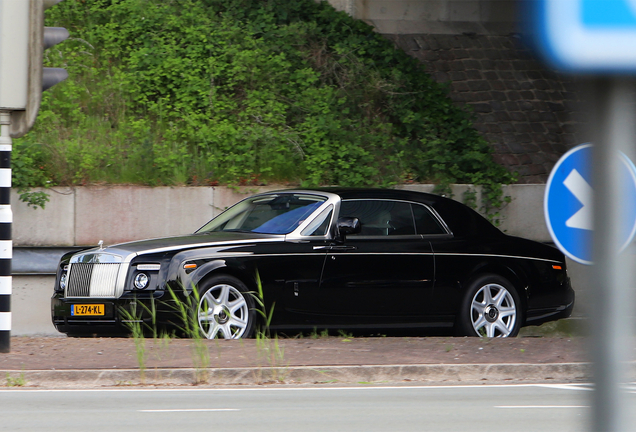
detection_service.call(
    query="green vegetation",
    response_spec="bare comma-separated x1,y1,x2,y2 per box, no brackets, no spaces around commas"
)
119,300,148,383
15,0,515,209
252,270,288,382
5,371,26,387
119,289,210,385
166,285,211,384
518,318,585,338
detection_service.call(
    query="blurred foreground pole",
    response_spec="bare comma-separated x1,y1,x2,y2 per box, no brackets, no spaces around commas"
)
590,78,636,432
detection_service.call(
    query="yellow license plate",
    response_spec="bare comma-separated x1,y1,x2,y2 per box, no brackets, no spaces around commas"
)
71,304,105,316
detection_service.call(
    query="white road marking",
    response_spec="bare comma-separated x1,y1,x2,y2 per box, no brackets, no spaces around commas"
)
140,409,239,413
496,405,587,409
563,168,593,230
0,383,593,393
536,383,593,391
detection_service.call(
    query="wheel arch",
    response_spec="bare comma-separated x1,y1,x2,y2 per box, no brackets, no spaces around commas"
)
195,266,257,295
182,259,257,294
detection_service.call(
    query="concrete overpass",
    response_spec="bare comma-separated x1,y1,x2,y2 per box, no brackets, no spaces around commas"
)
329,0,522,35
327,0,583,185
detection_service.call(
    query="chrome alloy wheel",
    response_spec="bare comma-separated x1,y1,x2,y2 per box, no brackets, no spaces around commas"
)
198,283,250,339
470,283,517,337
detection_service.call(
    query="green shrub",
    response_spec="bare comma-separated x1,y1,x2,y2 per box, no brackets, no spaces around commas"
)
15,0,515,206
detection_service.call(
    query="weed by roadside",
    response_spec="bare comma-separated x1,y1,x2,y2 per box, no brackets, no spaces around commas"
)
166,285,210,384
255,333,288,383
518,318,585,338
119,288,211,385
119,300,147,383
251,270,288,383
338,330,353,341
5,371,26,387
309,328,330,339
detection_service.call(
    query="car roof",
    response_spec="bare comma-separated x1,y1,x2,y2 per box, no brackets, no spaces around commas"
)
267,188,504,239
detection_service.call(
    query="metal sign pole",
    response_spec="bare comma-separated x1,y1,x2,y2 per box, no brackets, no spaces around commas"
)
0,111,11,353
590,77,636,431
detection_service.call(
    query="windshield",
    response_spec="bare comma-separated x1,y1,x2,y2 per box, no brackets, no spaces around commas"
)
196,193,327,235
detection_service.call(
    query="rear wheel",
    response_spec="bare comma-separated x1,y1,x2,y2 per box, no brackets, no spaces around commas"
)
196,275,255,339
456,274,522,337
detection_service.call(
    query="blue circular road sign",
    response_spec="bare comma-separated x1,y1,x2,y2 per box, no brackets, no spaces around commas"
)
544,143,636,265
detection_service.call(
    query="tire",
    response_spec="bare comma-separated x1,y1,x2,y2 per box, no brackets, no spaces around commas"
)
196,275,255,339
456,274,522,337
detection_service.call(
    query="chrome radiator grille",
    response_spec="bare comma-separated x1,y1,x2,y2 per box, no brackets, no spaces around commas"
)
65,263,122,298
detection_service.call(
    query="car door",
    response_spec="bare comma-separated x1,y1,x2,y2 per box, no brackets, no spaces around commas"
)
317,199,438,322
252,205,333,325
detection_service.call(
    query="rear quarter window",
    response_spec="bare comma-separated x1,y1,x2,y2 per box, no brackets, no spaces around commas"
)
412,204,446,235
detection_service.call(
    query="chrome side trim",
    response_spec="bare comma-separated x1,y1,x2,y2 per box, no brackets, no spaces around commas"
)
424,252,562,264
194,251,561,264
131,237,286,256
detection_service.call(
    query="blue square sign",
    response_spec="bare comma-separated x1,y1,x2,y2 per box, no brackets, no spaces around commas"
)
532,0,636,72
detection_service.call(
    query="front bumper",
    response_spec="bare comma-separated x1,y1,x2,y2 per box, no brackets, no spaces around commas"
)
51,291,174,336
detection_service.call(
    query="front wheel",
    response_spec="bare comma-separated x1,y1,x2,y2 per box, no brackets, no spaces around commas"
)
197,275,255,339
456,275,522,337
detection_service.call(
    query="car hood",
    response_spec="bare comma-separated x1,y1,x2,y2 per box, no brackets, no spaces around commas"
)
75,231,285,259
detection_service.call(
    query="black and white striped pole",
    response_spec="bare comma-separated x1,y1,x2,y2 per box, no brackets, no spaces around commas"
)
0,112,11,353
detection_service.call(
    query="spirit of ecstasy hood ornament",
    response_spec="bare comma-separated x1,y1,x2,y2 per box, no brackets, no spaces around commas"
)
98,240,104,250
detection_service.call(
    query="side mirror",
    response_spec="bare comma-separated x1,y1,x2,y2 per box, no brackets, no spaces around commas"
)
336,217,361,242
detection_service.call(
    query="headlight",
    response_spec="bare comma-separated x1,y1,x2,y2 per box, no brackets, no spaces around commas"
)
134,273,149,289
59,273,67,290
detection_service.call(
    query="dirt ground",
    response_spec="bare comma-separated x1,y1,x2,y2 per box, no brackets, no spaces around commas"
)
0,334,588,371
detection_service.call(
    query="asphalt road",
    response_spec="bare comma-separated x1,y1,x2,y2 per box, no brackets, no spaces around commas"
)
0,383,610,432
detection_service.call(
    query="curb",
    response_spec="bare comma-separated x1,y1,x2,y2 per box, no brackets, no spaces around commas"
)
1,363,591,388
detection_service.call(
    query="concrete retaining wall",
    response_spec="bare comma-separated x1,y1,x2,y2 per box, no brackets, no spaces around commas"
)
13,276,55,335
13,184,549,247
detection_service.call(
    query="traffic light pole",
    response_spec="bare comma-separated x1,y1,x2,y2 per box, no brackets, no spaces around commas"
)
0,111,11,353
0,0,68,353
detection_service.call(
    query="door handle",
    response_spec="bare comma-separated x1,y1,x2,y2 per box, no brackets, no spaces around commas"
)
312,245,357,251
327,245,357,251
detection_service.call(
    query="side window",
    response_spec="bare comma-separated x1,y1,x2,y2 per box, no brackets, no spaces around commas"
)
412,204,446,235
340,200,416,236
